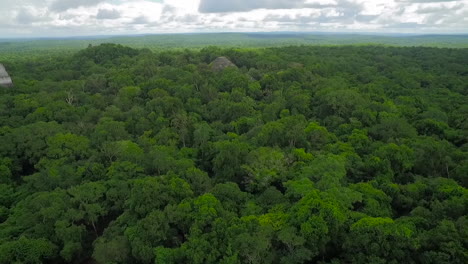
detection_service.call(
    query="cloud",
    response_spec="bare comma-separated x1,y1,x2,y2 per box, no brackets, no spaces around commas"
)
198,0,337,13
416,2,464,13
96,9,121,20
396,0,457,2
390,22,423,28
355,14,379,22
50,0,106,12
263,12,331,25
176,14,200,23
15,8,50,24
131,16,152,25
16,9,41,24
1,0,468,37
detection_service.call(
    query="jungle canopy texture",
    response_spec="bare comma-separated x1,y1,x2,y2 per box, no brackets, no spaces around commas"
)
0,44,467,264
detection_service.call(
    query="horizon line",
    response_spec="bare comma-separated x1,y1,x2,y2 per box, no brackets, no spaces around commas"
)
1,31,468,41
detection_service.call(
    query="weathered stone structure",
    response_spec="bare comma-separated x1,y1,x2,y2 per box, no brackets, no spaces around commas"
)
0,64,13,87
210,57,237,72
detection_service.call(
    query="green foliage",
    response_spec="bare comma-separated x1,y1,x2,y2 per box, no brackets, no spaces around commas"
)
0,44,466,263
344,217,417,263
242,147,286,191
0,236,57,264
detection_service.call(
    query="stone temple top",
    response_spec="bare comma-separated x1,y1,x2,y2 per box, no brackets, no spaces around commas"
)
0,64,13,87
210,57,237,72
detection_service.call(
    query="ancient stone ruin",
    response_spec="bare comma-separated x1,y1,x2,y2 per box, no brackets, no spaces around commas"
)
210,57,237,72
0,64,13,87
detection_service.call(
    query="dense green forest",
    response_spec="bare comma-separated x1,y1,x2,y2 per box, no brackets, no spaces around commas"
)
0,44,467,264
1,33,468,61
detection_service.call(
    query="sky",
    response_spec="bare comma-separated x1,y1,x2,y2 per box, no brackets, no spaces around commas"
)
0,0,467,38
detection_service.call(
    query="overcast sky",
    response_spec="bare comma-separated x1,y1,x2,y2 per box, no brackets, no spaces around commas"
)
1,0,467,38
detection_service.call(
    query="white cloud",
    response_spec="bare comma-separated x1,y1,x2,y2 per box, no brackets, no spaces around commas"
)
198,0,339,13
96,9,121,20
15,8,51,24
0,0,467,38
50,0,107,12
